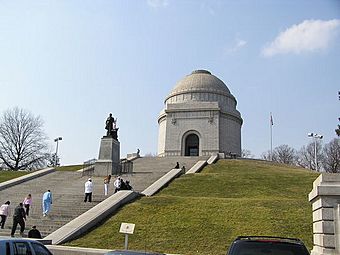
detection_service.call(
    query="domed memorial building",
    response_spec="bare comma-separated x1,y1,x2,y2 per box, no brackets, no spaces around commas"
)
157,70,243,157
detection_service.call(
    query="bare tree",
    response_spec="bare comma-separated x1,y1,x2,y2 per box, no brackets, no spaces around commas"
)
0,107,48,170
297,141,323,171
261,145,296,165
272,144,297,165
261,150,272,161
322,138,340,173
242,149,254,158
336,91,340,136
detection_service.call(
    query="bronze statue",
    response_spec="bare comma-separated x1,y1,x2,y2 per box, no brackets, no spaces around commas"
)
105,113,117,138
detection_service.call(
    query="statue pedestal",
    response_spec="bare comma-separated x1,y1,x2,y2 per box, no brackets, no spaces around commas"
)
94,137,120,176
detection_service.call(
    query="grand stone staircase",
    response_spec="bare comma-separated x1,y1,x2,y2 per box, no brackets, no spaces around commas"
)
0,171,108,238
0,156,207,238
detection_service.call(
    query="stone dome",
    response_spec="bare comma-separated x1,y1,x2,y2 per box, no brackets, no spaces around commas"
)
166,70,231,100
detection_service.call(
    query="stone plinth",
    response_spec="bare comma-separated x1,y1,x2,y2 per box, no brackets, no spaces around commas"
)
94,137,120,176
309,173,340,255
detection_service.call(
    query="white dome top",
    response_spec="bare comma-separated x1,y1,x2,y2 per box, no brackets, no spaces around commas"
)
166,70,231,99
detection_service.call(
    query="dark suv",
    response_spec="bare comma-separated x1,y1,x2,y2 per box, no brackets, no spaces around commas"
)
227,236,310,255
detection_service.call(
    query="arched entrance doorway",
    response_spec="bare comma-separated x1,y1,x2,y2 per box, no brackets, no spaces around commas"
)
185,134,199,156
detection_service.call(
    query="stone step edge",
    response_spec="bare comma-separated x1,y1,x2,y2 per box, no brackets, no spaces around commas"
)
0,167,55,191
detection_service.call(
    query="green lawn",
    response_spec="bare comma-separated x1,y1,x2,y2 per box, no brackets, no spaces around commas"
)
55,164,83,171
0,170,28,183
67,159,319,255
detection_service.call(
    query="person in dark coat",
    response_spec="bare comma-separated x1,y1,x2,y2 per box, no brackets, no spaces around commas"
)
125,180,133,190
11,203,26,237
120,179,128,190
28,225,42,239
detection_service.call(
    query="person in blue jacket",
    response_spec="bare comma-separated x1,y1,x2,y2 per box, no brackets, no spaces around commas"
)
42,190,52,217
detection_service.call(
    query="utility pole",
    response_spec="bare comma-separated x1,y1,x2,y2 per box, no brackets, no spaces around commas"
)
54,137,62,166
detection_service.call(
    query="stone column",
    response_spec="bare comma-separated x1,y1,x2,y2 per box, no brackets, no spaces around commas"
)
94,137,120,176
309,173,340,255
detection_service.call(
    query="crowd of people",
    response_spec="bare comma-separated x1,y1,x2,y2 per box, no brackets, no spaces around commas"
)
0,192,46,238
83,175,133,202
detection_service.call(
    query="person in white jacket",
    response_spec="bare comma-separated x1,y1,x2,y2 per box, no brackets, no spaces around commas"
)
113,176,121,193
84,178,94,202
0,201,10,229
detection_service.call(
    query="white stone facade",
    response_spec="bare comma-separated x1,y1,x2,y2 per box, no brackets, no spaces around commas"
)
158,70,243,157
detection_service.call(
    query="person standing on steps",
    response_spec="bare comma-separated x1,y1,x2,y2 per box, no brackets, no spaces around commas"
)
104,175,111,196
0,201,10,229
10,203,26,237
84,178,94,202
113,176,121,193
42,190,52,217
23,194,32,217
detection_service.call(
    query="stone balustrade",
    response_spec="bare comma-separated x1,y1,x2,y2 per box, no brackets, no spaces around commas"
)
309,173,340,255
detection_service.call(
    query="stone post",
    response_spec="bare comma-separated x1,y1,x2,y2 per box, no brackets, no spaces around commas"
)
94,136,120,176
309,173,340,255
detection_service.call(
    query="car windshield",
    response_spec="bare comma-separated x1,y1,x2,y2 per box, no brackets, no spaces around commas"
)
231,241,309,255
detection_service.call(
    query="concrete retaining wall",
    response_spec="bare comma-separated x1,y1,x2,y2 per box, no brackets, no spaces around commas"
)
207,154,219,165
141,168,183,197
185,160,207,174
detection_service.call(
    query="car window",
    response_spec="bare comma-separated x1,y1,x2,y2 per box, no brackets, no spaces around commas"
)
232,241,309,255
6,242,11,255
31,242,52,255
13,242,32,255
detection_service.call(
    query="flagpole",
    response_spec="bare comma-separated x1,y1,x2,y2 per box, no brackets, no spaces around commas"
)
270,112,273,161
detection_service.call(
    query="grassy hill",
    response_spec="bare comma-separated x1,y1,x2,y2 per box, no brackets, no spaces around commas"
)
0,164,83,183
68,159,318,255
0,170,28,183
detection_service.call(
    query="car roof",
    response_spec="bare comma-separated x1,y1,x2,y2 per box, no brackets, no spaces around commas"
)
105,250,165,255
234,236,305,245
0,236,41,243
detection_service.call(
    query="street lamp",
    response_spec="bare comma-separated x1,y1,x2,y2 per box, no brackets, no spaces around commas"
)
308,133,323,171
54,137,62,167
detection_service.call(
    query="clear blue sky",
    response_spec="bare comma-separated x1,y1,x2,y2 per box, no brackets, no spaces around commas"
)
0,0,339,165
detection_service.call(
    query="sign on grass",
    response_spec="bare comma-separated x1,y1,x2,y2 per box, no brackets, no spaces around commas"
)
119,223,135,235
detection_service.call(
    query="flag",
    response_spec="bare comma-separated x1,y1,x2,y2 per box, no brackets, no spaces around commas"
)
270,113,274,126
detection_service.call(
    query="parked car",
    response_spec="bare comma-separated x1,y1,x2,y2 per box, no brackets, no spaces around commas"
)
227,236,310,255
104,250,165,255
0,236,53,255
